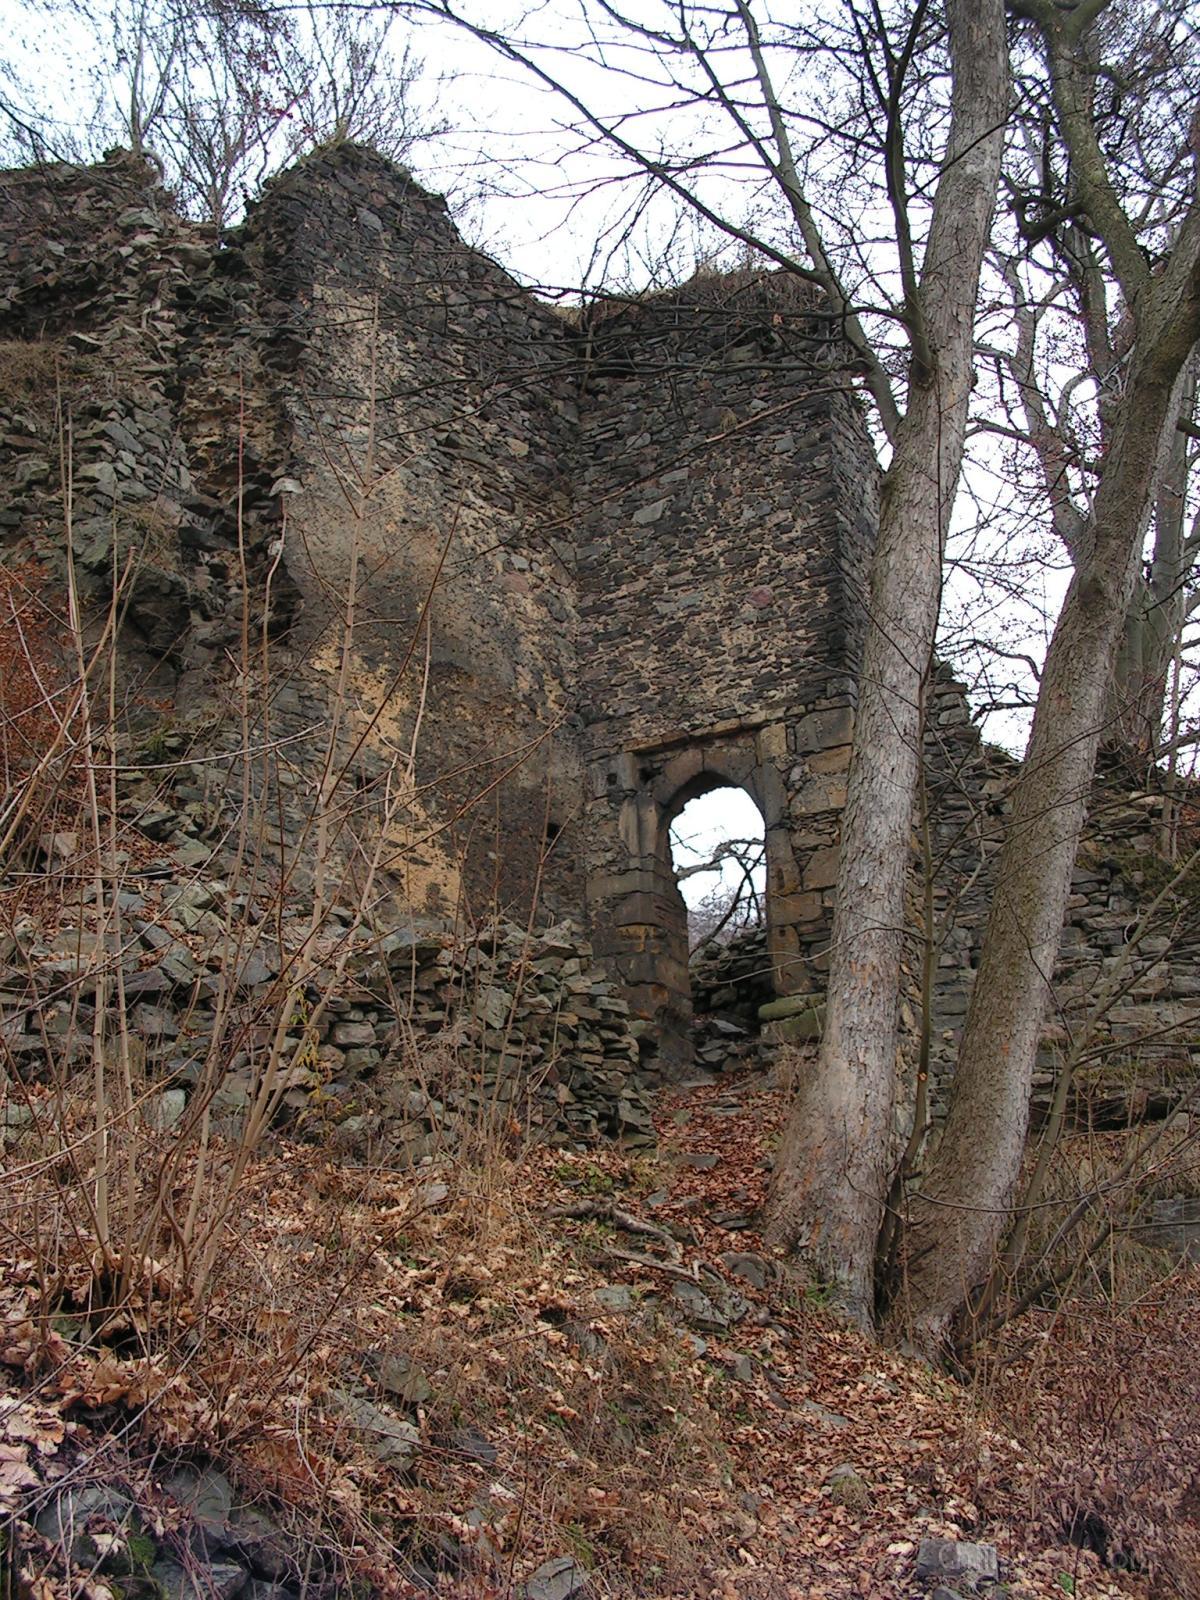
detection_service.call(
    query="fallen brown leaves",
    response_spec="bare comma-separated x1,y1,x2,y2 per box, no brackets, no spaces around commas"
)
1,1057,1193,1599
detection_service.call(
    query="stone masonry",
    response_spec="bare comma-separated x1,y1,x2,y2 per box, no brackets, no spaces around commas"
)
574,282,875,1066
1,142,1196,1116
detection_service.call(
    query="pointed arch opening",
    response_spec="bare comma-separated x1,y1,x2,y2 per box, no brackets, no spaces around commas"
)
662,777,772,1071
670,786,766,953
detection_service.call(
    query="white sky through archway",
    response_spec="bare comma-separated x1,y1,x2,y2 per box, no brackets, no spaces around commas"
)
669,788,766,918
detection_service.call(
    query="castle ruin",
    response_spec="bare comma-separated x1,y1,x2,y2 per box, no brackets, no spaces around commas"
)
1,143,1196,1122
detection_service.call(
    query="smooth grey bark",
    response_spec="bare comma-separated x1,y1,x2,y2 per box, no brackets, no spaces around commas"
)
762,0,1009,1322
895,202,1200,1351
1110,363,1199,757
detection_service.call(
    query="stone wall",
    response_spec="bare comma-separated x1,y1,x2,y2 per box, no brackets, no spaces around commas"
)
691,925,773,1024
0,153,219,696
0,890,657,1152
0,145,882,1077
1,143,1196,1122
574,281,877,1064
220,149,587,919
922,670,1200,1126
0,146,589,926
575,278,873,747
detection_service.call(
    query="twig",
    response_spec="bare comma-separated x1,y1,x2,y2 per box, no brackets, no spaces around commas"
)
547,1200,682,1257
599,1246,714,1282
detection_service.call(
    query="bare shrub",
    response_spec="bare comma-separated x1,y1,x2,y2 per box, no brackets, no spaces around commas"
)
981,1272,1200,1596
0,556,86,870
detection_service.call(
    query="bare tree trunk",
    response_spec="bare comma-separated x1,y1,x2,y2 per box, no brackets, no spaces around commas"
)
1110,577,1167,761
762,0,1009,1323
1108,363,1198,760
894,222,1200,1352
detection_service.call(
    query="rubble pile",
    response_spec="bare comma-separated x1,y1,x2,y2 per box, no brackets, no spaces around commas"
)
0,869,657,1153
689,925,774,1023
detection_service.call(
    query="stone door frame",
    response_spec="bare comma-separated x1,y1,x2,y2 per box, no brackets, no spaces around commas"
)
584,719,824,1072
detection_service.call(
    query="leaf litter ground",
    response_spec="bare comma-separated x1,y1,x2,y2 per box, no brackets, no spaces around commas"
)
3,1054,1195,1599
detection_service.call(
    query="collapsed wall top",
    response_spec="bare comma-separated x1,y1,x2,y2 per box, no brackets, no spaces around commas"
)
0,143,882,1059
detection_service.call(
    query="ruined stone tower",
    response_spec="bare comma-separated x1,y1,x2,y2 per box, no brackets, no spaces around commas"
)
0,143,878,1071
572,290,877,1065
3,142,1196,1108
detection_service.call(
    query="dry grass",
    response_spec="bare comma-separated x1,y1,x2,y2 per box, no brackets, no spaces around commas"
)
0,338,98,430
980,1274,1200,1600
0,1104,730,1597
0,338,65,410
1,479,1194,1600
1006,1118,1200,1308
6,1057,1198,1600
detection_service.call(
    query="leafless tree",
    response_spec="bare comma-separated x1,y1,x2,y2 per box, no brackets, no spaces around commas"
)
407,0,1200,1350
892,0,1200,1351
407,0,1009,1326
966,0,1200,768
275,4,434,164
9,0,1195,1355
152,10,293,227
671,833,766,952
0,0,439,224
